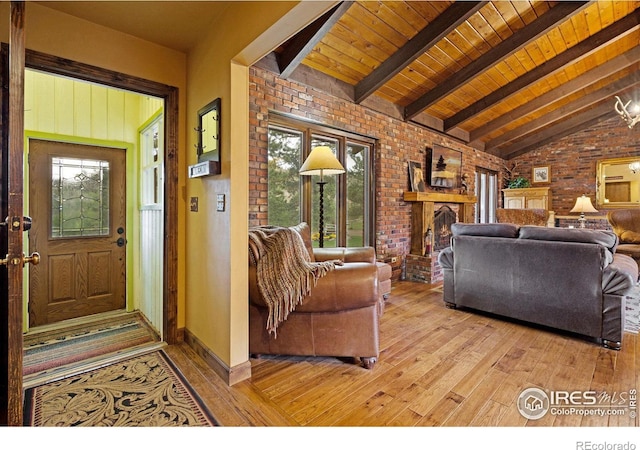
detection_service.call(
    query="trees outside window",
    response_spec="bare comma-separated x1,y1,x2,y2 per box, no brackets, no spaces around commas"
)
267,115,375,248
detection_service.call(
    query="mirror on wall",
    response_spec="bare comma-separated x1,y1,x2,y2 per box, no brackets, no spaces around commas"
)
596,156,640,208
195,97,221,174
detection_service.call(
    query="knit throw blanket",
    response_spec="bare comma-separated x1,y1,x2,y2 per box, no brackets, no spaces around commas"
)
249,226,340,336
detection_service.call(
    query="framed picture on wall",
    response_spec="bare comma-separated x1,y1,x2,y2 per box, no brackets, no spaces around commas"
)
532,166,550,184
426,145,462,189
408,160,426,192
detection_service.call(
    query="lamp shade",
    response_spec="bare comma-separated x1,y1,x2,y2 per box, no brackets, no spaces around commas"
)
299,146,345,177
570,194,598,214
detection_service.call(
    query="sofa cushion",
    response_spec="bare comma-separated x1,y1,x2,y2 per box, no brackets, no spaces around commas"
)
519,226,617,251
290,222,315,262
451,222,519,238
519,226,618,264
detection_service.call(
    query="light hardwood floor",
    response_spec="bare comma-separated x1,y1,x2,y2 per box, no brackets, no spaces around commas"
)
165,281,639,427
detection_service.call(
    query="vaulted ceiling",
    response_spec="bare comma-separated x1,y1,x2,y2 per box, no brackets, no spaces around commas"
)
273,1,640,159
37,1,640,160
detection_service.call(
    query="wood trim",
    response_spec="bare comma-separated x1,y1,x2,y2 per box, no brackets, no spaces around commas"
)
2,1,26,426
184,328,252,386
404,191,477,204
23,50,180,345
0,41,9,429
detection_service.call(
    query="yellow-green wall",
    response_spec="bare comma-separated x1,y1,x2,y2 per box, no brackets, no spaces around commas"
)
2,0,335,381
22,70,162,329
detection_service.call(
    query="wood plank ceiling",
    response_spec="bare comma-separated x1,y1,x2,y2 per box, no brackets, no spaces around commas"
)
273,1,640,159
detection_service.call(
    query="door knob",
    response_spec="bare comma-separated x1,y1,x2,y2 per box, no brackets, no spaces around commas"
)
0,252,39,267
23,252,40,267
116,237,126,247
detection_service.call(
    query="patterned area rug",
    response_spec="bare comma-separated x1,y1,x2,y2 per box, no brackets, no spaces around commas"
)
24,312,159,376
23,350,219,426
624,283,640,334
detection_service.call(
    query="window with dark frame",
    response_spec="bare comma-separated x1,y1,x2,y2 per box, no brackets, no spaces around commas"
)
475,167,498,224
267,114,376,248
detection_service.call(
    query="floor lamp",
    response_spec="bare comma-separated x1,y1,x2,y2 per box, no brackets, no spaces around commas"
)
570,194,598,228
299,146,345,248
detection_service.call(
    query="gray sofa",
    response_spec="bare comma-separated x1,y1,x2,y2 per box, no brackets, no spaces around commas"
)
438,223,638,350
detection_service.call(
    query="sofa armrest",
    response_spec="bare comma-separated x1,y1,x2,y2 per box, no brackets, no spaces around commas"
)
249,262,378,312
603,253,637,296
314,247,376,264
437,246,454,269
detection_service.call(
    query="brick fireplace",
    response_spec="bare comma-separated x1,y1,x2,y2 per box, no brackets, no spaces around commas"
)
403,192,477,284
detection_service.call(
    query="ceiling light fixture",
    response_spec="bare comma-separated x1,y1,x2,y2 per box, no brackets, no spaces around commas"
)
614,95,640,129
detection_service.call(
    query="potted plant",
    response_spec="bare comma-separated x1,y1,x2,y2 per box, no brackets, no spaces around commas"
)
507,176,531,189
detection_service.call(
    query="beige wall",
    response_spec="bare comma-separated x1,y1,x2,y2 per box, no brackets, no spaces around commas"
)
184,1,335,373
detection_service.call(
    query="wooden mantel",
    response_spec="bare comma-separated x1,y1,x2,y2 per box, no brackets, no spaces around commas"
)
404,191,477,256
404,191,477,204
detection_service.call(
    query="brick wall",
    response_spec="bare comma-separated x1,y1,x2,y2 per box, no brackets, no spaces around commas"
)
249,65,504,280
249,64,640,280
509,117,640,216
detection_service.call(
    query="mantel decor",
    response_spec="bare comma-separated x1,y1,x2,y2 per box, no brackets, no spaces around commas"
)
190,97,221,177
426,145,462,190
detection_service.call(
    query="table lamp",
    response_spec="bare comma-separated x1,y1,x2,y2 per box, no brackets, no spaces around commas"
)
570,194,598,228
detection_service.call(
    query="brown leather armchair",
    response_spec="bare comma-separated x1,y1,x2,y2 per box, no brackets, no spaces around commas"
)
607,209,640,267
496,208,550,226
248,223,382,369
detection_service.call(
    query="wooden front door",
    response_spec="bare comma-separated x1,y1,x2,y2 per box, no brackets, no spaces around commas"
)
28,140,127,326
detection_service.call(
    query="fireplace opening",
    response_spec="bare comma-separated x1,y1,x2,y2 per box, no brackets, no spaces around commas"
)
434,205,457,251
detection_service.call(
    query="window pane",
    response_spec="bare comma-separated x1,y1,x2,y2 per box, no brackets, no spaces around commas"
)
310,137,339,248
346,142,367,247
267,127,302,227
51,157,110,237
475,168,498,224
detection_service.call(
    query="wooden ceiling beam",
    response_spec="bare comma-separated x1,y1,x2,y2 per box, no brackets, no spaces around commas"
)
470,46,640,143
486,70,640,152
445,8,640,131
354,1,486,104
497,103,618,160
404,1,590,122
277,1,352,79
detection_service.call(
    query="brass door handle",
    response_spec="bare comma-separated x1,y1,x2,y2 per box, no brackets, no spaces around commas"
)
0,252,39,267
23,252,40,266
